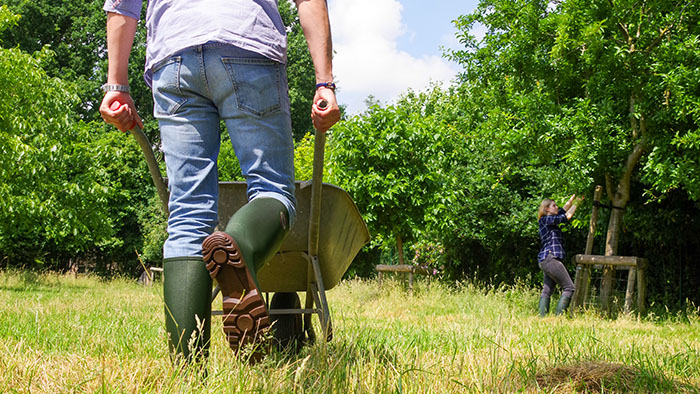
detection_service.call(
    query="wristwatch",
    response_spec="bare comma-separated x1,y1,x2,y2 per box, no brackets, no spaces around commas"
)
101,83,130,93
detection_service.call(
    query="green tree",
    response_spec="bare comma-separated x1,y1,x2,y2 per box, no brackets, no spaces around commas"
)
0,6,149,268
327,87,453,266
447,0,700,286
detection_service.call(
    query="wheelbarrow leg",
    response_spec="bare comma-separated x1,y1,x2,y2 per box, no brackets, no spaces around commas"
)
310,255,333,342
304,286,316,343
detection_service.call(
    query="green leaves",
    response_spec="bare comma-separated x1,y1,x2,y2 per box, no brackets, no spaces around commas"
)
0,29,152,266
0,6,19,37
327,87,453,249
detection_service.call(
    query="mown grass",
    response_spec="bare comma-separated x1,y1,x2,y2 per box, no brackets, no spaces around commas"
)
0,270,698,393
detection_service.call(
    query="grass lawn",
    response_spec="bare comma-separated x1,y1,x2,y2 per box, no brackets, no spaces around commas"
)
0,270,698,393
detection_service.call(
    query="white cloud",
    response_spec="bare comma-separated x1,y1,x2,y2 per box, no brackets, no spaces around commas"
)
328,0,457,115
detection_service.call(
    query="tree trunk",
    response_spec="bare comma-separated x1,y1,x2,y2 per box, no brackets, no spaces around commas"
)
600,140,646,312
396,234,405,266
600,203,624,311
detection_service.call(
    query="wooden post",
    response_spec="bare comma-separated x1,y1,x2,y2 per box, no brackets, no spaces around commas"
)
624,268,636,313
580,268,591,308
572,186,603,309
637,259,647,315
585,186,603,254
396,234,404,266
572,264,583,308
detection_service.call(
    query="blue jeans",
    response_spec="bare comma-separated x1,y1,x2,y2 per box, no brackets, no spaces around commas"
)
152,43,296,259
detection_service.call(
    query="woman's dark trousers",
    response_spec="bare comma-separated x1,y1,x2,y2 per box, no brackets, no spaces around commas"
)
538,256,575,316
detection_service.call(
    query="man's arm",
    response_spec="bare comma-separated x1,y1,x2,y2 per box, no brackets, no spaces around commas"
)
99,12,142,132
295,0,340,132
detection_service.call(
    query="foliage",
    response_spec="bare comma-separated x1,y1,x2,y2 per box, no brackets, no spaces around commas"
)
0,5,19,36
0,23,151,269
218,129,244,182
293,132,316,181
434,0,700,282
449,0,700,200
0,0,151,126
327,87,454,251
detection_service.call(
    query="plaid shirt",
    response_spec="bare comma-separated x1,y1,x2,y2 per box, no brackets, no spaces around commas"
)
538,208,568,262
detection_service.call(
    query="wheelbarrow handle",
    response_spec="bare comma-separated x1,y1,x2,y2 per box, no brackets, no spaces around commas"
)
129,125,170,216
308,99,329,257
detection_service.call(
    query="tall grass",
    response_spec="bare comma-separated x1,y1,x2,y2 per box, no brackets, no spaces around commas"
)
0,270,698,393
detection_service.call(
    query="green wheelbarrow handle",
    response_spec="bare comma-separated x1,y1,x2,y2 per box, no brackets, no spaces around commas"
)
129,125,170,216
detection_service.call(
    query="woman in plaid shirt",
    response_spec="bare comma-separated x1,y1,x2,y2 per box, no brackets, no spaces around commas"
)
537,194,582,316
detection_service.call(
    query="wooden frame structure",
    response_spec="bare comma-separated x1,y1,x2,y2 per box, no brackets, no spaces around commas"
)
376,264,431,293
571,254,647,314
571,185,647,314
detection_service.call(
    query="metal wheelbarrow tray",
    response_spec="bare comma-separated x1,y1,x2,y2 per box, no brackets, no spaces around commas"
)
130,125,370,344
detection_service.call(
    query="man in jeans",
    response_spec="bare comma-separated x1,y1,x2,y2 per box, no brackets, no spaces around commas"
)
99,0,340,362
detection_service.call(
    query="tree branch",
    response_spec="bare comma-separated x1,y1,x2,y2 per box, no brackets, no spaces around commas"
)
605,172,614,202
617,140,647,205
644,0,691,54
617,22,631,44
645,26,671,53
630,94,639,139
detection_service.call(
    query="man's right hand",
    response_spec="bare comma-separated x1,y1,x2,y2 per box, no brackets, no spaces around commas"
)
311,88,340,132
100,91,143,132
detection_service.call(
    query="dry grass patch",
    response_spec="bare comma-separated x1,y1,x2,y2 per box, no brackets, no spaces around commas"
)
536,361,639,392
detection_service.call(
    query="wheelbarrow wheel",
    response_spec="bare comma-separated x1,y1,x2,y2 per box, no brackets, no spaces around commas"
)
270,292,304,351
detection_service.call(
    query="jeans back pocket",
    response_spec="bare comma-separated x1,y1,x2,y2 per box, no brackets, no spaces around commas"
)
152,56,187,116
222,57,282,117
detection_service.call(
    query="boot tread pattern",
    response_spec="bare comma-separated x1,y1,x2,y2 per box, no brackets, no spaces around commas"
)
202,231,270,355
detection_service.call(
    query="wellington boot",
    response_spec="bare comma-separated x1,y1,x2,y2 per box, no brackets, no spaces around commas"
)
163,257,212,364
555,295,572,316
538,296,550,317
203,197,289,356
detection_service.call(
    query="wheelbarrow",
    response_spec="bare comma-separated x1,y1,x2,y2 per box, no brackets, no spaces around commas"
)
129,117,370,346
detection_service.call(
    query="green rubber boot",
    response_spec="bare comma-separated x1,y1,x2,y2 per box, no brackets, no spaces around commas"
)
224,197,289,279
555,295,572,316
202,197,289,355
538,296,550,317
163,257,213,363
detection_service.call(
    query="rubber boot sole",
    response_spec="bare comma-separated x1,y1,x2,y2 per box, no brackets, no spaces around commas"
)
202,231,270,357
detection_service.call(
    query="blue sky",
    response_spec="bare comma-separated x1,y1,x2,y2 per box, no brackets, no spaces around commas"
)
328,0,480,115
396,0,480,57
